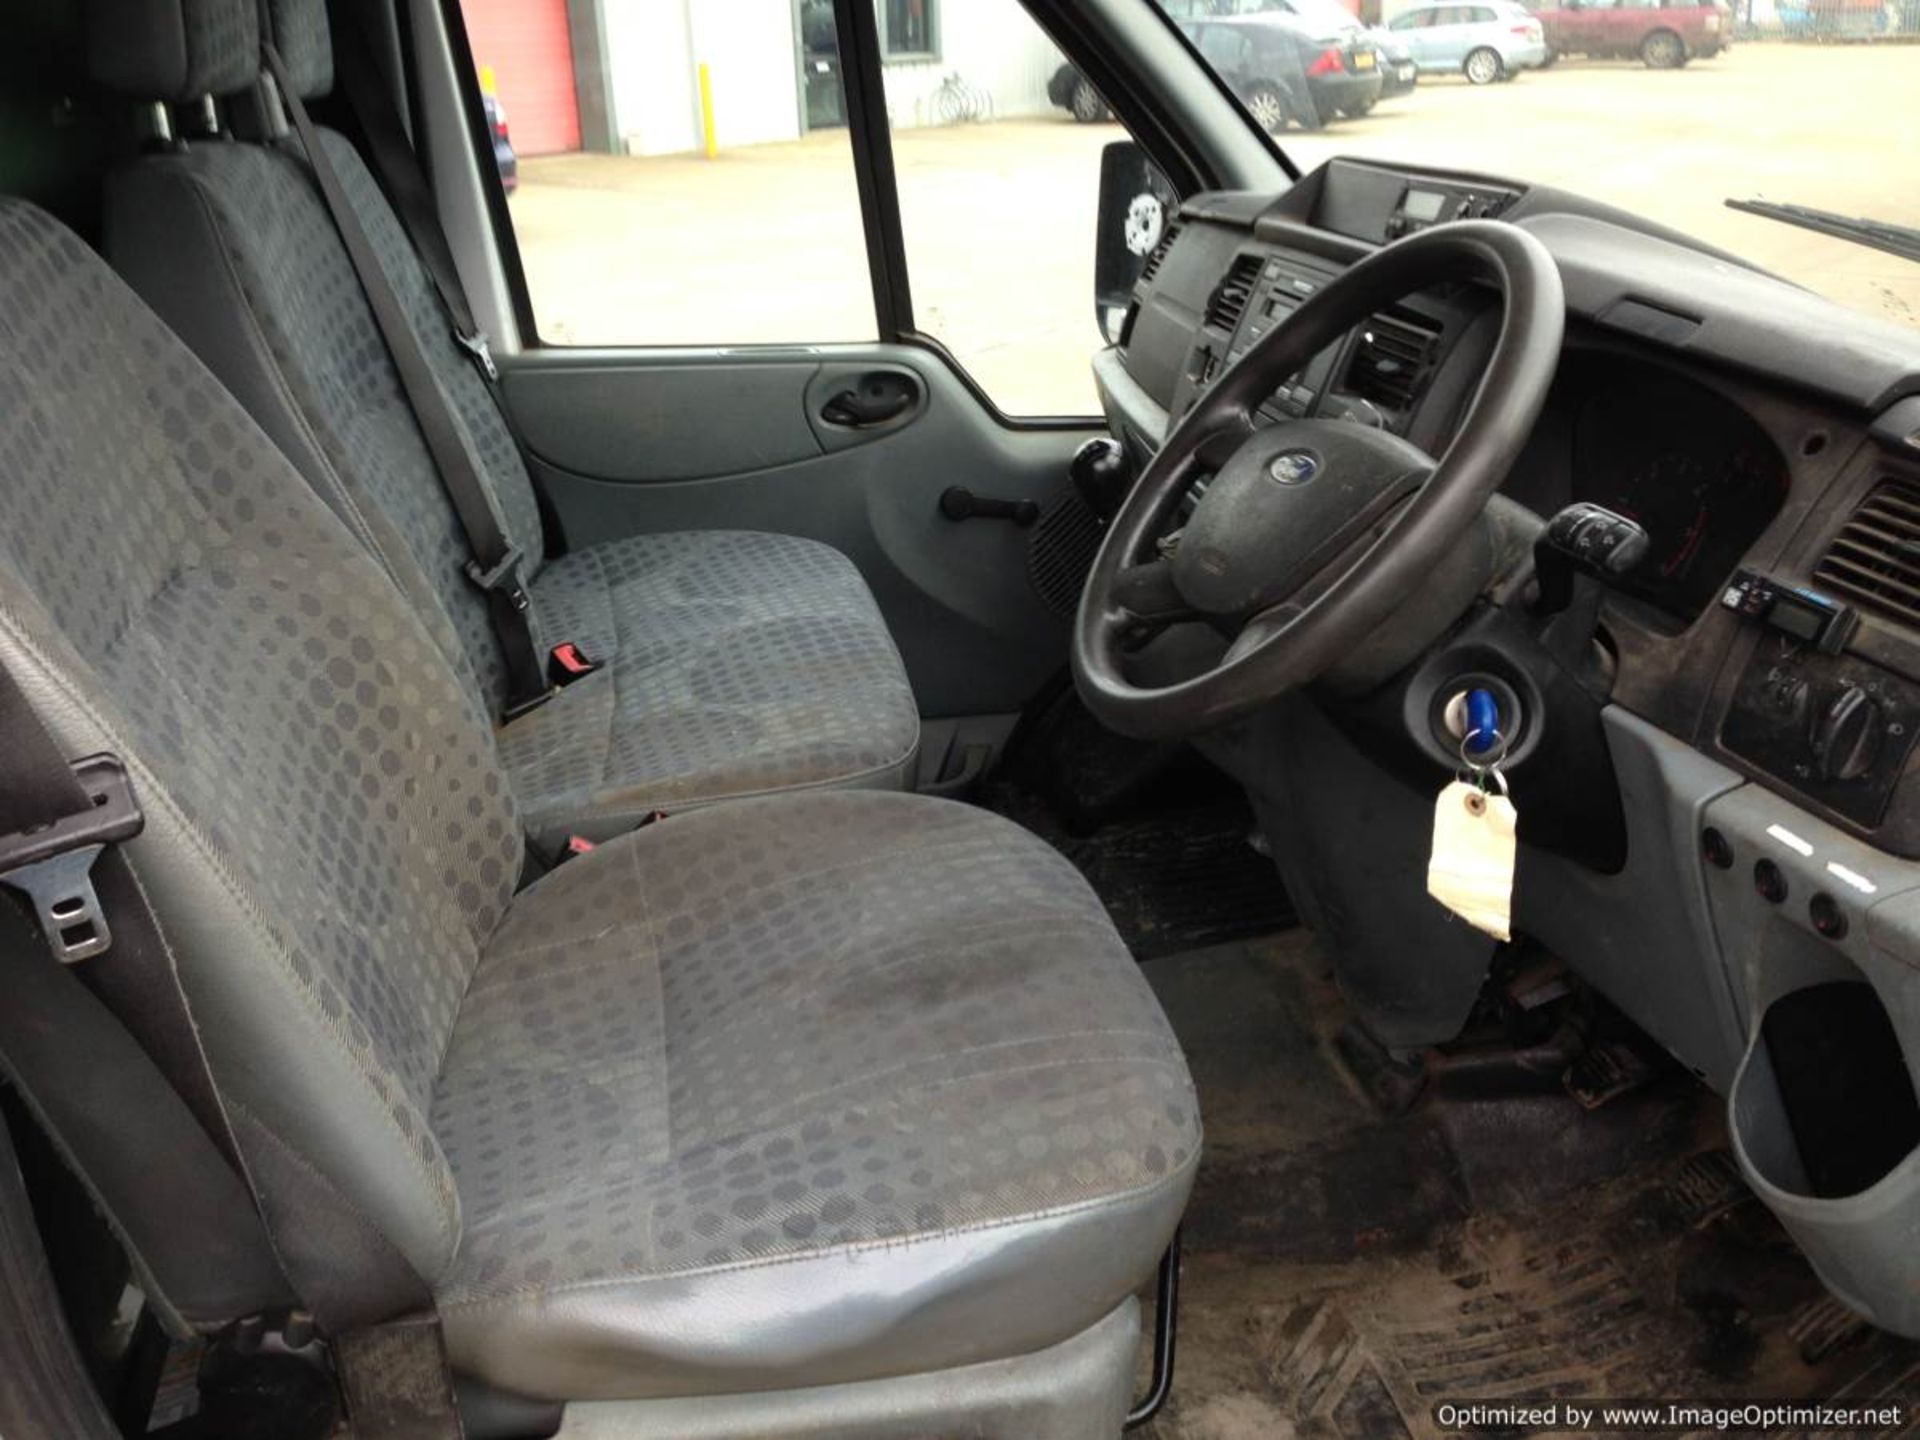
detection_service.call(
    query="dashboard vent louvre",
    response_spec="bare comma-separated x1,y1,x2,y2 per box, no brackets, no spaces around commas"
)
1140,223,1182,284
1204,254,1264,334
1346,312,1441,414
1813,478,1920,627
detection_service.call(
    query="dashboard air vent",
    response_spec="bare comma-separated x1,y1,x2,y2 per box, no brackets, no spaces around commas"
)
1813,478,1920,627
1346,312,1441,413
1204,254,1264,334
1140,223,1182,284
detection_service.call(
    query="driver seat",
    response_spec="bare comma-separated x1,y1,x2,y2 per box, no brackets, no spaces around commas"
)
0,199,1198,1436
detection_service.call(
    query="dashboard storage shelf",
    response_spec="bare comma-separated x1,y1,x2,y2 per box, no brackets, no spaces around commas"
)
1730,984,1920,1340
1703,785,1920,1338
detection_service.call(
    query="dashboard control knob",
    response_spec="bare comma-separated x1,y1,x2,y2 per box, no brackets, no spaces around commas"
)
1808,683,1884,783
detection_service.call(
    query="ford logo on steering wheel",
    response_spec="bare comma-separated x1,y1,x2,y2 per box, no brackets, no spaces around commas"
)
1267,450,1320,486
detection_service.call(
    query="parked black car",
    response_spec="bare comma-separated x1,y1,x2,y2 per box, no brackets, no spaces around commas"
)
484,90,517,195
1049,11,1385,129
1180,13,1384,130
1047,61,1112,122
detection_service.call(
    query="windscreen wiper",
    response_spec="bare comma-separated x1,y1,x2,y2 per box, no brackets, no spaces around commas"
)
1727,197,1920,267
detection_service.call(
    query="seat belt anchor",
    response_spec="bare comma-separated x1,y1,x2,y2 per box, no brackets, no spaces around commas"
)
0,755,144,963
454,327,500,383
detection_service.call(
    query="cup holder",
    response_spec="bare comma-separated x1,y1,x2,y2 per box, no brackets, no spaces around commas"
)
1729,981,1920,1337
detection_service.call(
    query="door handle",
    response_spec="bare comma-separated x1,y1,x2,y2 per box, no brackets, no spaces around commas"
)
820,371,919,428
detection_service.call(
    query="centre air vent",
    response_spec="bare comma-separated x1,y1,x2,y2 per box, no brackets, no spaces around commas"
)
1140,223,1182,284
1812,478,1920,627
1204,254,1264,334
1346,312,1441,414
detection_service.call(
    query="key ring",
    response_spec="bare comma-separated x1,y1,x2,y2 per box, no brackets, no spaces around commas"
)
1458,728,1511,796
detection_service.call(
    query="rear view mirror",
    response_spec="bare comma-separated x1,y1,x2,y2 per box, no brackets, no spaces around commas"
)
1094,140,1176,346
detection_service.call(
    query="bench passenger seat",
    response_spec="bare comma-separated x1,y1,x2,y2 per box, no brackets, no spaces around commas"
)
93,0,921,846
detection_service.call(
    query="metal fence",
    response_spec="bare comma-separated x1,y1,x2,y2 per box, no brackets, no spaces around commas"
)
1734,0,1920,39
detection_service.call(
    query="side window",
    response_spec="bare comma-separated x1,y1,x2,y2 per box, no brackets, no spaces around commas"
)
886,3,1162,414
457,0,1151,417
456,0,874,346
1390,10,1431,29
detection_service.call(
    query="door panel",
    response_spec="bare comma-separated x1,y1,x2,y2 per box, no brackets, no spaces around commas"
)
506,360,827,480
503,346,1097,717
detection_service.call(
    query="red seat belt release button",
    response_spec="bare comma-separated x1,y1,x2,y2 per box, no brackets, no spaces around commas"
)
548,641,602,685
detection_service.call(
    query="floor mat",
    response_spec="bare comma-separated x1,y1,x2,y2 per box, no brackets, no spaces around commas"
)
980,784,1294,959
1137,935,1920,1440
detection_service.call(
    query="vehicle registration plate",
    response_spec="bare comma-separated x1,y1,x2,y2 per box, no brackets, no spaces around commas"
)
1355,50,1376,68
1396,62,1415,81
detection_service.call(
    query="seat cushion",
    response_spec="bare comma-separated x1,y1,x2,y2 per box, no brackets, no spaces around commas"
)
497,531,920,845
431,790,1199,1401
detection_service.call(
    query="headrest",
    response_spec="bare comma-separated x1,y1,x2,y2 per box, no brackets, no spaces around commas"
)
87,0,260,100
262,0,334,100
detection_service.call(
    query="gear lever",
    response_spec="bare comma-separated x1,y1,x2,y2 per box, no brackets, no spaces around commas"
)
1070,437,1134,521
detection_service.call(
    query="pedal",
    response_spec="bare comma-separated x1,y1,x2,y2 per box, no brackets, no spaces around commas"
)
1563,1038,1658,1109
1335,1022,1428,1116
1661,1150,1749,1228
1788,1294,1871,1365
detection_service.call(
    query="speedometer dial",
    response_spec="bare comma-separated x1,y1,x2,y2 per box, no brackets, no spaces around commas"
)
1569,369,1789,620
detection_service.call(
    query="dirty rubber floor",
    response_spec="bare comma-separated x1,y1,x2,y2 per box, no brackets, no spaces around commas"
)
1135,935,1920,1440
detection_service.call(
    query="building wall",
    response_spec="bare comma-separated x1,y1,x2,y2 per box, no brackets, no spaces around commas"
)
880,0,1067,129
462,0,584,154
603,0,802,155
599,0,1063,157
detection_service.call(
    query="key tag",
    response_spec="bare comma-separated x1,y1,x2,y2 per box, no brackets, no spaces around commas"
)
1427,729,1517,941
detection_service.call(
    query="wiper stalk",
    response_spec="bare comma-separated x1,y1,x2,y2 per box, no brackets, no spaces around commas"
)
1728,198,1920,268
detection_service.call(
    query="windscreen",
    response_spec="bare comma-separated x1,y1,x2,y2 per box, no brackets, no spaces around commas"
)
1166,0,1920,331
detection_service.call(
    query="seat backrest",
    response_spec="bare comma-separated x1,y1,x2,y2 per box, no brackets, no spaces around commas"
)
0,190,521,1286
96,0,548,718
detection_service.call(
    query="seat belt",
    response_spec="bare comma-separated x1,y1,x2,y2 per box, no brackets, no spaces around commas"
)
0,673,294,1333
329,0,504,398
262,43,551,723
0,665,461,1438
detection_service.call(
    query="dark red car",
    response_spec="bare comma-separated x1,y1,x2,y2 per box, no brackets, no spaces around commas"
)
1528,0,1730,67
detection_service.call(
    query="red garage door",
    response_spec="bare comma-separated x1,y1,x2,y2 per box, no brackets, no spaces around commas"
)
460,0,581,156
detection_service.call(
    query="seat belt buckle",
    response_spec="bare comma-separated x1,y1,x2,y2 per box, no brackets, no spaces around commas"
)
548,641,602,686
463,546,530,611
0,755,144,963
453,327,500,384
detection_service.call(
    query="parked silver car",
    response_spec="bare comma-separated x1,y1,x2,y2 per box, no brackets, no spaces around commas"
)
1386,0,1550,82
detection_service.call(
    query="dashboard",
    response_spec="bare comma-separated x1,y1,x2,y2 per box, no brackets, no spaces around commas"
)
1088,155,1920,1346
1098,155,1920,855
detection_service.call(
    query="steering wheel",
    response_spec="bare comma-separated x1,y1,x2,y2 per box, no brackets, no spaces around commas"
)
1073,221,1564,740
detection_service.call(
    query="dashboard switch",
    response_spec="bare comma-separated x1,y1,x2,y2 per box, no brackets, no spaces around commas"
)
1809,683,1885,783
1534,503,1650,614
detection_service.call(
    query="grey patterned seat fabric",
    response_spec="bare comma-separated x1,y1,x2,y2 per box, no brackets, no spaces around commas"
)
497,531,921,838
0,196,1198,1399
436,789,1199,1399
97,0,919,845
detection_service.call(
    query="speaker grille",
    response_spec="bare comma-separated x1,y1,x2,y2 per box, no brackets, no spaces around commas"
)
1028,490,1104,617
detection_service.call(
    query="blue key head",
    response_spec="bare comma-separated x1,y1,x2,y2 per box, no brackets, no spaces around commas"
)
1464,688,1501,756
